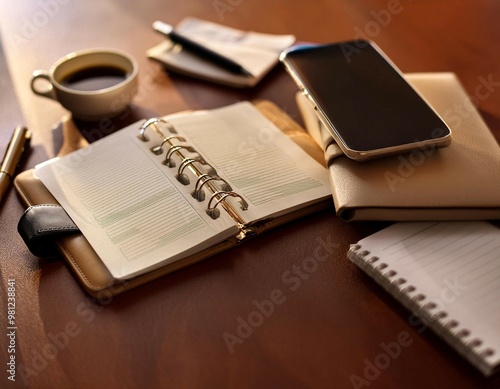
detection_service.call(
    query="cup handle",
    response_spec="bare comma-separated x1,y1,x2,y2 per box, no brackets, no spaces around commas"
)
31,70,56,100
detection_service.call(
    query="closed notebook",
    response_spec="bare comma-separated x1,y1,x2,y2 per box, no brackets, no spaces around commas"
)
348,221,500,376
14,101,331,296
296,73,500,221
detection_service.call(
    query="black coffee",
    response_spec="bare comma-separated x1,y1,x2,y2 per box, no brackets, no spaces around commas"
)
61,66,128,91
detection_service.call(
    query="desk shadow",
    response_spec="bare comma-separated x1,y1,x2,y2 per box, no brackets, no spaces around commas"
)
479,109,500,140
33,233,241,386
50,104,159,155
35,206,336,313
32,208,360,386
166,64,299,114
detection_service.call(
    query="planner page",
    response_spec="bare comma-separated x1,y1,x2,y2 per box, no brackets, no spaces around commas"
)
36,121,239,280
36,102,330,280
165,102,331,224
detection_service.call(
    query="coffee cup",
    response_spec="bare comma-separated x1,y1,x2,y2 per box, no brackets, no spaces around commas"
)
31,48,138,121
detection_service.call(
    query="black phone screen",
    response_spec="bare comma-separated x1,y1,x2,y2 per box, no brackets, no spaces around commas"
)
282,41,450,152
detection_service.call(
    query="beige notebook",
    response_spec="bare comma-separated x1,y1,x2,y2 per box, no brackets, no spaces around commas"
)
296,72,500,221
348,221,500,376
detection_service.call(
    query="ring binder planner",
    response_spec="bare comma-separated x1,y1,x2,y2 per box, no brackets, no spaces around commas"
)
138,117,248,222
32,102,332,282
348,221,500,376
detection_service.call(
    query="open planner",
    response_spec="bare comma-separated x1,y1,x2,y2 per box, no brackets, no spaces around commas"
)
348,221,500,376
32,102,331,282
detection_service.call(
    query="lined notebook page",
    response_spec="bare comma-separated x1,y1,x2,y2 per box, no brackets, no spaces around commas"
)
35,120,239,280
60,138,208,261
349,221,500,374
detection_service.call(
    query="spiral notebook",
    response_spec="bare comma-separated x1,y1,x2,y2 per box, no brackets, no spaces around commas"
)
348,221,500,376
33,102,330,281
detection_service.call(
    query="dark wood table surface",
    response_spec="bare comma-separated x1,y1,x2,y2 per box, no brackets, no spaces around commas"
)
1,1,499,388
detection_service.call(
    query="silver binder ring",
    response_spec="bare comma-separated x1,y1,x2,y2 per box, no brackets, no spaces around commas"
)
176,158,197,185
192,175,233,203
138,118,177,141
194,174,213,191
197,175,232,194
191,174,213,201
163,145,196,167
150,135,187,155
206,191,249,219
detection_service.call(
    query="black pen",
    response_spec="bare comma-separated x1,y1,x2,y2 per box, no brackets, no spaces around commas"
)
152,20,253,77
0,126,31,204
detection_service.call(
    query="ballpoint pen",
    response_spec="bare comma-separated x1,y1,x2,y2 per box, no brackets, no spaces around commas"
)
152,20,253,77
0,126,31,204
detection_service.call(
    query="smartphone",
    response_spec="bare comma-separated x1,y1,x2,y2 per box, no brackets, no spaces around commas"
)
280,40,451,161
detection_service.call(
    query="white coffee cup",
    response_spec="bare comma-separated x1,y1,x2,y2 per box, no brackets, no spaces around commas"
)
31,48,138,121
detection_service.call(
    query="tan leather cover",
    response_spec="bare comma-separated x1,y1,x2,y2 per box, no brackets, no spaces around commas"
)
13,101,330,297
296,73,500,221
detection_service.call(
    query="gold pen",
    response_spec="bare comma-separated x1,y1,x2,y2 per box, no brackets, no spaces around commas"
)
0,126,31,204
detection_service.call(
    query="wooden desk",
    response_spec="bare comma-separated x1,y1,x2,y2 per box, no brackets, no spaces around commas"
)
0,1,499,388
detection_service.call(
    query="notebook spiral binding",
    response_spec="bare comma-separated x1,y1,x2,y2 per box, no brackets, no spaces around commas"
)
348,244,497,375
138,118,250,231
